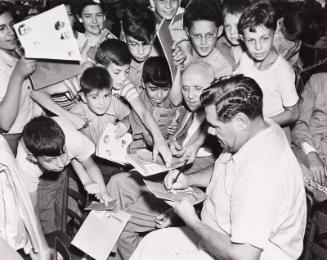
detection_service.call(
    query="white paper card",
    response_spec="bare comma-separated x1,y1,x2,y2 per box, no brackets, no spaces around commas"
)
71,210,131,260
14,5,81,61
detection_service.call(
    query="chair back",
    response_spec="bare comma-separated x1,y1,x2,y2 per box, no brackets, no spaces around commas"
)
54,237,71,260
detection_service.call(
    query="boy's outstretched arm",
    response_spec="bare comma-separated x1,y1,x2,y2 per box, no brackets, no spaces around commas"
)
270,103,299,126
129,96,172,166
71,158,112,205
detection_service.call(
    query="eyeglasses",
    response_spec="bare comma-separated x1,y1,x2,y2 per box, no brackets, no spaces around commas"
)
189,31,218,43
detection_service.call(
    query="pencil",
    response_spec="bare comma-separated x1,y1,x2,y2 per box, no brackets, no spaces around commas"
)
171,160,188,187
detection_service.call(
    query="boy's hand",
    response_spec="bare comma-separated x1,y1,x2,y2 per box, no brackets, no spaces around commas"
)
86,36,100,48
153,140,172,167
172,43,186,67
155,208,175,228
13,57,37,79
115,121,128,138
98,190,112,206
169,140,186,157
67,112,89,130
167,121,179,136
84,181,100,194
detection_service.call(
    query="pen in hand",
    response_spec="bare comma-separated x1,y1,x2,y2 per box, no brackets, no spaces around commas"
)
170,161,188,190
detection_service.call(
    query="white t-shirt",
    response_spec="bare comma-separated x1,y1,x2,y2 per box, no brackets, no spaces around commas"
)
0,50,42,133
201,119,306,260
235,53,298,118
16,117,95,192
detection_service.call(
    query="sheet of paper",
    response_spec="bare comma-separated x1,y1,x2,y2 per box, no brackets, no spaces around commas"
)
96,122,132,165
30,60,82,90
125,149,189,176
71,210,131,260
143,180,206,205
14,5,81,61
84,200,118,211
157,18,177,82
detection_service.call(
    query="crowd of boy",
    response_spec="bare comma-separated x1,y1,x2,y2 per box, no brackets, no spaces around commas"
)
0,0,326,259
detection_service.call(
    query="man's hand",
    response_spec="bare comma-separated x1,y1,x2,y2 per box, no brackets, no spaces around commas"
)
155,208,175,228
180,143,199,163
164,169,189,190
153,140,172,167
307,152,326,185
166,199,200,226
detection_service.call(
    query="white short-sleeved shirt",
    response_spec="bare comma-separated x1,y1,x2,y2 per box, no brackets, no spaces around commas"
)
235,53,298,118
16,117,95,192
201,119,306,260
0,50,42,133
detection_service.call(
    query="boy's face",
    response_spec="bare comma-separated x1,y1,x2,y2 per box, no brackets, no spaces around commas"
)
126,36,153,63
79,5,104,35
36,149,69,172
154,0,179,21
107,63,130,90
82,89,111,115
145,82,170,105
187,20,220,58
224,13,241,46
242,25,274,62
0,12,17,51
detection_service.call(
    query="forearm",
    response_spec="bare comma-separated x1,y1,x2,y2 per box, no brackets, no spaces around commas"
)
71,159,93,185
0,75,24,131
31,91,71,118
270,105,299,126
142,111,166,145
169,67,183,106
83,162,107,192
189,219,250,260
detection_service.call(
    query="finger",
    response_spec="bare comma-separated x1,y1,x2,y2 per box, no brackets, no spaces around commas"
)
152,148,158,162
164,170,178,189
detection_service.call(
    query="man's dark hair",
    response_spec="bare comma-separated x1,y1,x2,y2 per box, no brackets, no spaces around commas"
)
238,1,277,34
80,67,112,94
222,0,250,17
23,116,66,157
201,74,263,122
184,0,223,29
122,3,156,44
142,56,172,89
95,38,132,67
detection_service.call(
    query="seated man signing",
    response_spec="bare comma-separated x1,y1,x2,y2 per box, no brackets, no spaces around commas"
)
130,74,306,260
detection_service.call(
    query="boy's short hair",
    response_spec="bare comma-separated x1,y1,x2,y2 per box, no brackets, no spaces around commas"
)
72,0,105,16
238,1,277,34
0,1,15,18
80,67,112,94
142,57,172,89
184,0,223,29
122,3,156,44
95,39,132,67
222,0,250,17
283,10,311,41
23,116,65,157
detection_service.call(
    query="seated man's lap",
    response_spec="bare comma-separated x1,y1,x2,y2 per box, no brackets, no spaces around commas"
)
130,227,214,260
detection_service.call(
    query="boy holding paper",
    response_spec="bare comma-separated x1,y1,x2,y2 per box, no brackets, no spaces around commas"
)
128,56,182,153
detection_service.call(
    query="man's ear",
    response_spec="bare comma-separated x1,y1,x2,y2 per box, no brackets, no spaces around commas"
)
26,153,38,164
80,92,87,103
234,112,249,130
217,25,224,38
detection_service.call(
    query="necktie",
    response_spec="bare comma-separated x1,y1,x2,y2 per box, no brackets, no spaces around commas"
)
175,113,195,146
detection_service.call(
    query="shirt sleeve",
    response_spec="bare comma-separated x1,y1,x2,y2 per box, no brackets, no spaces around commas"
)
277,59,298,107
231,164,277,249
291,74,317,148
15,141,42,193
121,80,139,102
